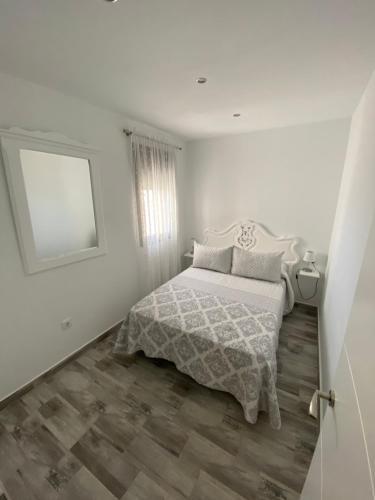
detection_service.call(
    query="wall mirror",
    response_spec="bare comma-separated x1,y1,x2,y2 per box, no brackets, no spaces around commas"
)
1,128,106,274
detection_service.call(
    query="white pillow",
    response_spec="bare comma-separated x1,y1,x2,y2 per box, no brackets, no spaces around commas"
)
231,246,283,282
192,242,232,274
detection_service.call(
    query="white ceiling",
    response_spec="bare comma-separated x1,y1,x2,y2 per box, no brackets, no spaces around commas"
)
0,0,375,139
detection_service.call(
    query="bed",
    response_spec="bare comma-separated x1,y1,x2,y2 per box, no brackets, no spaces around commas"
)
113,220,300,428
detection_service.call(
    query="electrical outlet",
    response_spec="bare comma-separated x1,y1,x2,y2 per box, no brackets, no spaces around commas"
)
61,317,72,330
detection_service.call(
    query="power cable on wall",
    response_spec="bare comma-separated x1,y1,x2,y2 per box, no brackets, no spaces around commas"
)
296,273,319,301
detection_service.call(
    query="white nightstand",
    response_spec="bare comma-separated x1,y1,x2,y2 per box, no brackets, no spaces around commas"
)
297,268,320,280
296,268,320,301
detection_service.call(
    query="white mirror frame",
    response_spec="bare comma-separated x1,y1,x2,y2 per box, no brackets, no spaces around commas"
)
0,128,107,274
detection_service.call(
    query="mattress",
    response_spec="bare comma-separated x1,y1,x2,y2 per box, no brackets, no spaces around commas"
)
113,267,293,428
181,267,286,329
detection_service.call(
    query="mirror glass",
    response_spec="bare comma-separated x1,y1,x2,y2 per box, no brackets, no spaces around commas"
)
20,149,98,259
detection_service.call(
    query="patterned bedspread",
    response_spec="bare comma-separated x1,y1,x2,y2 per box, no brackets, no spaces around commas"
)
113,269,291,429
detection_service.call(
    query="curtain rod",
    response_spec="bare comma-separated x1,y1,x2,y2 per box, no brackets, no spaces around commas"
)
123,129,182,151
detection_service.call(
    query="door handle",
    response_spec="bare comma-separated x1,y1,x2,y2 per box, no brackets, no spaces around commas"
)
309,389,335,419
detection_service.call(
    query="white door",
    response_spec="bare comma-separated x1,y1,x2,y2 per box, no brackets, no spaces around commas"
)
301,212,375,499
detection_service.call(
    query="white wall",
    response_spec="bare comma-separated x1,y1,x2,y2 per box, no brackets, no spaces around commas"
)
302,73,375,498
185,119,350,302
319,71,375,389
0,71,185,401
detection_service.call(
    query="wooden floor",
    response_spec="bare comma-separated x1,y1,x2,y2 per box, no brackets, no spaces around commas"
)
0,303,319,500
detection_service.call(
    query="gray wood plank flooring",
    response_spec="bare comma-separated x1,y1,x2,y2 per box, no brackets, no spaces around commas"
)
0,303,319,499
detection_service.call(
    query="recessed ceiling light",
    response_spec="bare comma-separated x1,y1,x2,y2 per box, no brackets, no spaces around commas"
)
105,0,119,3
233,113,241,118
196,77,207,84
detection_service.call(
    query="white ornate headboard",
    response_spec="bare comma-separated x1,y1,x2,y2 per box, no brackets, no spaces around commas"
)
203,220,300,271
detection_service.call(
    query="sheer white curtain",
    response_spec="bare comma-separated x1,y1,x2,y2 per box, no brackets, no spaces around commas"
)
132,135,179,292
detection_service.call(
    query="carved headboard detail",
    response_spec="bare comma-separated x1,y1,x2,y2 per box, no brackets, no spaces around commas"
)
203,220,300,271
235,221,257,251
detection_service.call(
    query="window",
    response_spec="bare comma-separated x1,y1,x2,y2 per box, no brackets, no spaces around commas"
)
132,139,177,249
130,134,179,290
